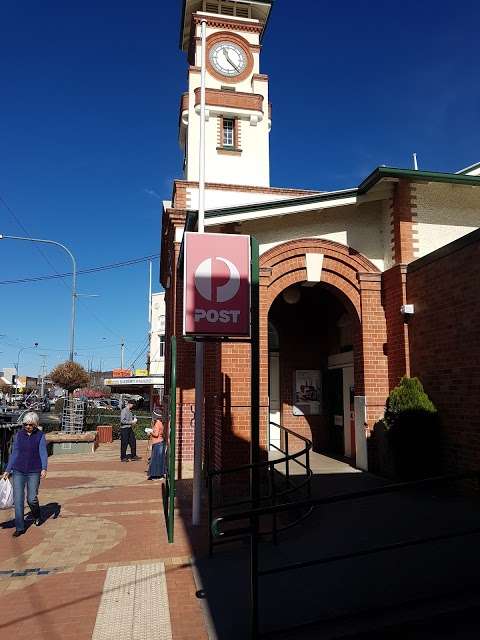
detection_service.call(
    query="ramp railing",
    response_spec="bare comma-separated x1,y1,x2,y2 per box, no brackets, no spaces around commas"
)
207,421,313,556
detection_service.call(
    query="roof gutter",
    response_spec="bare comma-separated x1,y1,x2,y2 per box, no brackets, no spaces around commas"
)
178,166,480,228
358,166,480,195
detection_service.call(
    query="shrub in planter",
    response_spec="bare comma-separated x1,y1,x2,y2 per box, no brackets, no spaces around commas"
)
385,377,440,480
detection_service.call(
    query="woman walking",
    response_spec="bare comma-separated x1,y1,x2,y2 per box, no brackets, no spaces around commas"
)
148,405,166,480
1,412,48,537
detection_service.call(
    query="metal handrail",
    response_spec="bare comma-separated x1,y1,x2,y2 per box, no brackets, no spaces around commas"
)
211,468,480,638
207,421,313,556
212,470,480,536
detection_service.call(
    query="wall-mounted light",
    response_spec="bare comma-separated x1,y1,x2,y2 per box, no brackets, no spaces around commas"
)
282,286,301,305
400,304,414,315
401,304,414,323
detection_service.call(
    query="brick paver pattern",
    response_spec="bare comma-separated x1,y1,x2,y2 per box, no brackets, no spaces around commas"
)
0,442,208,640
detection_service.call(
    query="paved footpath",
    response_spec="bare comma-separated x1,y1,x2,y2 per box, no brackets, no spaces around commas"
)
0,442,209,640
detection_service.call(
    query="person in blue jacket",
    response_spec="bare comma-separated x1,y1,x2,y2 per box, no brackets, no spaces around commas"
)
2,412,48,537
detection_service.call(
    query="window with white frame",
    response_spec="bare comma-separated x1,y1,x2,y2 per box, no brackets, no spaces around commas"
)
223,118,235,147
158,335,165,358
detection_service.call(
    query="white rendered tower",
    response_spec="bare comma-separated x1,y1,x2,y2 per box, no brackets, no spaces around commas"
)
179,1,273,187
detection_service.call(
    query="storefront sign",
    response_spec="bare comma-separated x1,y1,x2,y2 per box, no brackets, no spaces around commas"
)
104,377,162,386
134,369,149,377
293,370,322,416
112,369,132,378
183,232,251,337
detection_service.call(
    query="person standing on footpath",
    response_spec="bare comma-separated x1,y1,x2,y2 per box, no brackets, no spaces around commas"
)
147,405,166,480
1,412,47,537
120,399,140,462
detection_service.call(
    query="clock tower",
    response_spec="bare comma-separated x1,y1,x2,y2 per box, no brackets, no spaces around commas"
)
179,1,273,187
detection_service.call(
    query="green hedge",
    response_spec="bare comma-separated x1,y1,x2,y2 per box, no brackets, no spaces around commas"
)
48,406,152,441
84,410,151,440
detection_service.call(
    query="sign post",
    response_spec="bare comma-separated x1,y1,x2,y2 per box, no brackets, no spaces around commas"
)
249,237,260,639
183,231,256,551
166,336,177,543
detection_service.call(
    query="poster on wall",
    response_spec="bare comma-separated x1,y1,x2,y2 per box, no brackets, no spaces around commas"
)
293,370,322,416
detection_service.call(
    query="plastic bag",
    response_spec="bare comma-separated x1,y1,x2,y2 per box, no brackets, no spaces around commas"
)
0,477,14,509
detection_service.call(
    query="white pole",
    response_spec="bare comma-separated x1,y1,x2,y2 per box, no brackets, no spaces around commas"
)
148,261,153,330
192,19,207,526
413,153,418,170
148,261,153,374
198,19,207,233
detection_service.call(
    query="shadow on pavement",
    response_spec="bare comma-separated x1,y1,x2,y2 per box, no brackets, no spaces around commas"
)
188,465,480,639
1,501,61,531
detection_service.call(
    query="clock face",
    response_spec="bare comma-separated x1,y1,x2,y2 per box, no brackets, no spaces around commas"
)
209,42,248,78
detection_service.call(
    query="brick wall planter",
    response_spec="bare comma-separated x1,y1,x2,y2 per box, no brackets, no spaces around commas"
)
96,425,113,444
45,430,98,455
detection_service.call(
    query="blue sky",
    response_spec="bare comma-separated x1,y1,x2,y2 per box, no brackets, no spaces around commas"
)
1,0,479,376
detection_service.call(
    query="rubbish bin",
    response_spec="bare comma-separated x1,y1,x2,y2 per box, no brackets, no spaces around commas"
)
96,425,113,444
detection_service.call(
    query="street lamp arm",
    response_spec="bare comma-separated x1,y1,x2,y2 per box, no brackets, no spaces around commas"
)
0,234,77,361
0,235,77,275
14,343,38,392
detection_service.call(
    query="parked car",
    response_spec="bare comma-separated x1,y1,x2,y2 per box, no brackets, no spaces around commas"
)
93,400,114,410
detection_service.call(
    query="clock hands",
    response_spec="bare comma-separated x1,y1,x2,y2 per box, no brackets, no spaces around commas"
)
223,47,241,73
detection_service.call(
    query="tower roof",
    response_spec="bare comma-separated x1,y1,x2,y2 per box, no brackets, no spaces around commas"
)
179,0,273,51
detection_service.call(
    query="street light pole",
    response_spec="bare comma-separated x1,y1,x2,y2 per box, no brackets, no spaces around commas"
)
15,343,38,393
0,234,77,360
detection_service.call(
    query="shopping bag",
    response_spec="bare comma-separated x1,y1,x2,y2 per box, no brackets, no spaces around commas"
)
0,477,14,509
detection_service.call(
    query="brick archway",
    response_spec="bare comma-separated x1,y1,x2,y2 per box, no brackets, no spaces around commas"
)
260,238,380,319
258,238,389,461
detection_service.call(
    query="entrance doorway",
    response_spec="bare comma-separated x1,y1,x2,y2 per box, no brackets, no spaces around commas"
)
268,322,281,450
267,284,357,461
327,352,355,461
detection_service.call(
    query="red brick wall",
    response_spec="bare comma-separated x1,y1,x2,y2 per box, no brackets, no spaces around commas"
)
357,273,390,425
392,180,417,264
383,264,410,388
407,229,480,473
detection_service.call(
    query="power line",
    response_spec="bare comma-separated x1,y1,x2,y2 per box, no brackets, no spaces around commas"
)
130,344,149,369
129,336,150,368
0,192,151,341
0,193,73,290
0,253,159,285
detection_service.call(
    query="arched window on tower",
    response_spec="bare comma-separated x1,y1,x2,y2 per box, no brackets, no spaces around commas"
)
337,313,353,353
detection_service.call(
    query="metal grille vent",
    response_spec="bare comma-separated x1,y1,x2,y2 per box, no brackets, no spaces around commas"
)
203,1,252,19
236,4,250,18
205,1,219,13
221,3,235,16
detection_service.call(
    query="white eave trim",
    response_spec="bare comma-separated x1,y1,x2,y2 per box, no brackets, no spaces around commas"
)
456,161,480,175
204,194,358,226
